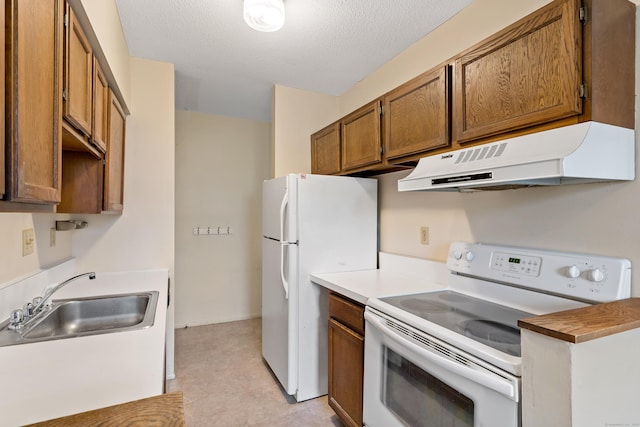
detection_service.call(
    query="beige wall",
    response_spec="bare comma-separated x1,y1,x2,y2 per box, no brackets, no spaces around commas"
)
78,0,132,108
71,58,175,275
273,0,640,292
339,0,551,114
273,85,339,176
174,110,271,326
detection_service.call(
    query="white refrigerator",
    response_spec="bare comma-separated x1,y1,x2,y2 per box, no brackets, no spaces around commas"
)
262,173,378,402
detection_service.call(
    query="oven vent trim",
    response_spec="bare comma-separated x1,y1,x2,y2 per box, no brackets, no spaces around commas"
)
383,318,512,383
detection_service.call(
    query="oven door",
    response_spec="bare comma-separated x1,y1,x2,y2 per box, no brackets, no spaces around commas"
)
363,308,520,427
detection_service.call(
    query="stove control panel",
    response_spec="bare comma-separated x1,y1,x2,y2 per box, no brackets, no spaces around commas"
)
447,242,631,303
491,252,542,277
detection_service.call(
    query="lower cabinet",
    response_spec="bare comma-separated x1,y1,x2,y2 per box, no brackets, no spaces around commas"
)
328,292,364,427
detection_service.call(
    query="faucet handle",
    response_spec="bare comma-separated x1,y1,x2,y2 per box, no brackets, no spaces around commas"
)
8,309,24,330
23,302,34,318
32,296,43,308
10,309,23,323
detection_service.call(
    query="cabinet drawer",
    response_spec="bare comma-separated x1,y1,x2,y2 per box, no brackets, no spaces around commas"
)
329,292,365,336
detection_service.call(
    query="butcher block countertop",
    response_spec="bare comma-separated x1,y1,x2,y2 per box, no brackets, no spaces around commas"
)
26,392,185,427
518,298,640,343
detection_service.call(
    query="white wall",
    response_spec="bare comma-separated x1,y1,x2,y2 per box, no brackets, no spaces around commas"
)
174,110,271,326
0,215,73,286
273,0,640,293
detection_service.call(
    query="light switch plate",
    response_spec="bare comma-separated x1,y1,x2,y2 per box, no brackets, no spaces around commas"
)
420,226,429,245
22,228,35,256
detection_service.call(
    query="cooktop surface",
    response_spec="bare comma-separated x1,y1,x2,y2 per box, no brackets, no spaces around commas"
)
380,290,533,356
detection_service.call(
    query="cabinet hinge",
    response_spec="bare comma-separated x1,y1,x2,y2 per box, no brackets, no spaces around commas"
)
579,84,587,99
579,6,587,24
62,89,67,100
380,144,384,155
64,13,69,27
378,105,384,115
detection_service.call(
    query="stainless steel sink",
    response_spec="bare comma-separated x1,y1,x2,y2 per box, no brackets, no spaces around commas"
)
0,291,159,347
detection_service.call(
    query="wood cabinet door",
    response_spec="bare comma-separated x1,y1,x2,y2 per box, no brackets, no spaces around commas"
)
63,3,93,136
384,66,451,160
311,122,341,175
454,0,582,143
104,92,126,213
0,0,5,199
5,0,64,203
341,99,382,171
92,57,109,153
328,318,364,427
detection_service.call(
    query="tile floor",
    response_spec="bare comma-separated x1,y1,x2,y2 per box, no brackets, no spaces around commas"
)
166,318,344,427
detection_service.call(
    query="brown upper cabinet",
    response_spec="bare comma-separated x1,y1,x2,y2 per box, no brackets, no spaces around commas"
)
341,99,383,172
0,0,5,201
3,0,64,205
63,3,93,138
104,92,126,214
384,66,451,161
311,67,452,175
92,58,109,153
455,0,634,143
311,0,634,176
58,90,126,214
311,122,341,175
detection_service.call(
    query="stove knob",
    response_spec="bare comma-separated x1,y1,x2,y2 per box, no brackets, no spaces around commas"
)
566,265,581,279
587,268,605,283
465,251,475,262
454,250,463,260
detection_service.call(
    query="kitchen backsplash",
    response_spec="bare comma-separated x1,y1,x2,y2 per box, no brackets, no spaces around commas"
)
0,259,75,322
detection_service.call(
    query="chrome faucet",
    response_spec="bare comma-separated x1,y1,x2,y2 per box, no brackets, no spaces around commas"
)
31,272,96,314
7,272,96,330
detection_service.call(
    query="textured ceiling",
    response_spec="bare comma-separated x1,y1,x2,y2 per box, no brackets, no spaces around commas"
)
115,0,473,122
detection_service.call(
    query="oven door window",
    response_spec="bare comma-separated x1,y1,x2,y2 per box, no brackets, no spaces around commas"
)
382,346,473,427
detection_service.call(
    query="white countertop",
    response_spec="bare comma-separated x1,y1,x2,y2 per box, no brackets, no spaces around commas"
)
311,252,449,304
0,267,169,426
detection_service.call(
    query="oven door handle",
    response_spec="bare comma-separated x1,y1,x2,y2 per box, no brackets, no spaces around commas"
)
365,311,518,401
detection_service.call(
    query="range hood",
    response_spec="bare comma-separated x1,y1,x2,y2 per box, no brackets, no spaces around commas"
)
398,121,635,192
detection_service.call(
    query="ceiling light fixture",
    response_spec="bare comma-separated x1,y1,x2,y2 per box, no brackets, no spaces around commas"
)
243,0,285,32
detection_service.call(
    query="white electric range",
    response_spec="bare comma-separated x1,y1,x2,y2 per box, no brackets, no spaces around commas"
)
363,242,631,427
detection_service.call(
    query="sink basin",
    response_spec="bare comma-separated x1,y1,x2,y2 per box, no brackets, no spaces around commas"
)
0,292,159,346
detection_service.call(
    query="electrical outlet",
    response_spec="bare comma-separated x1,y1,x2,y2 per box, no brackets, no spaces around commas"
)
50,227,56,247
420,226,429,245
22,228,35,256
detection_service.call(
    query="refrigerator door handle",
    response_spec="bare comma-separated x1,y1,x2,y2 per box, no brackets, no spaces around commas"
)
280,242,289,299
279,190,288,242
